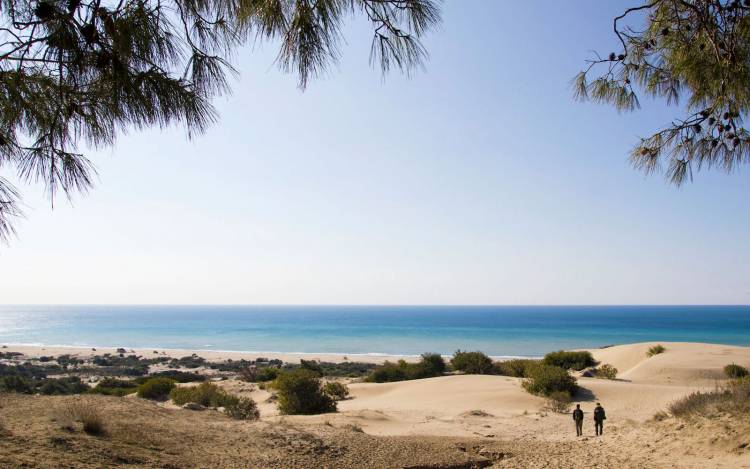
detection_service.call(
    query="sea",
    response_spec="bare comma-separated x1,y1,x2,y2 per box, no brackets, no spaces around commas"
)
1,305,748,358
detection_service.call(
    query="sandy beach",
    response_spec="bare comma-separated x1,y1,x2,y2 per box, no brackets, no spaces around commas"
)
1,343,423,365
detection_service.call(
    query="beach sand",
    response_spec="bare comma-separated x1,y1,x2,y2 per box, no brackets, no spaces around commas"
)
2,341,749,467
1,343,421,364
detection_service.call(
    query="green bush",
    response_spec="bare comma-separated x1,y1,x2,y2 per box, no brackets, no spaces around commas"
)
90,378,138,396
39,377,90,395
365,354,447,383
365,361,410,383
300,359,324,376
542,351,596,371
275,369,336,415
646,345,666,357
493,359,540,378
170,382,234,407
0,375,33,393
724,363,749,379
522,364,578,397
593,364,618,380
224,396,260,420
322,381,350,400
136,377,175,400
416,353,447,377
450,350,493,374
149,370,206,383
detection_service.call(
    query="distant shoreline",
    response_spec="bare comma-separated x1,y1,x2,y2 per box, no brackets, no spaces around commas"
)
0,343,544,364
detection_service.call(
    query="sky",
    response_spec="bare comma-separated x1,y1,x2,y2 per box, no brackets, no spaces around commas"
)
1,1,749,305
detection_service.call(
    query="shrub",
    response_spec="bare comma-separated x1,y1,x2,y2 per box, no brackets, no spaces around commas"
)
418,353,447,376
646,345,666,357
365,361,409,383
150,370,206,383
522,364,578,397
39,377,90,395
136,377,175,400
493,359,539,378
593,364,618,380
365,354,447,383
0,375,33,393
90,378,138,396
300,359,324,376
322,381,350,401
724,363,749,379
224,396,260,420
64,401,106,436
542,351,596,371
239,366,280,383
451,350,493,374
544,391,572,413
306,361,376,378
170,382,233,407
169,355,206,369
275,369,336,415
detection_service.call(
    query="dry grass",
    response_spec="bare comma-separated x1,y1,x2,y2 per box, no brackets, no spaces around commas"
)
669,379,750,418
0,394,510,469
544,391,572,414
57,400,106,436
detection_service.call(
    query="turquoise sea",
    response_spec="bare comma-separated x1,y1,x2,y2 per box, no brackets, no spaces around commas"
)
1,305,748,357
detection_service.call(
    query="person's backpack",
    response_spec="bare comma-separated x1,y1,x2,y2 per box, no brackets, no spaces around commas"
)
594,407,606,420
573,408,583,420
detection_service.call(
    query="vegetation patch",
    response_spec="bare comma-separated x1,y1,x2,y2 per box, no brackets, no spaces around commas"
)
542,351,596,371
39,377,90,395
592,364,618,380
223,397,260,420
170,382,232,407
366,353,447,383
275,369,336,415
149,370,206,383
136,378,175,400
723,363,748,379
646,345,666,357
493,359,540,378
322,381,350,401
521,364,578,397
450,351,493,374
169,355,206,369
90,378,139,396
669,378,750,418
61,401,106,436
544,391,572,413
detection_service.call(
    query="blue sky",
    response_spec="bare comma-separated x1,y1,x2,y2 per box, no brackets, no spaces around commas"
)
1,1,748,304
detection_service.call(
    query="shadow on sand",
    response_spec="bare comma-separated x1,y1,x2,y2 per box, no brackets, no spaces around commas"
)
574,386,596,402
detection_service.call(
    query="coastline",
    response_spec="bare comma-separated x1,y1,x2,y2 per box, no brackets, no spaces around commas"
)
0,343,426,364
3,341,747,366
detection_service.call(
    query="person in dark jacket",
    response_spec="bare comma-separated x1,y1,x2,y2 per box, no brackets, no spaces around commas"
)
572,404,584,436
593,402,606,435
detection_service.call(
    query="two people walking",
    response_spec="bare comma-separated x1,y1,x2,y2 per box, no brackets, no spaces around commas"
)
572,402,606,436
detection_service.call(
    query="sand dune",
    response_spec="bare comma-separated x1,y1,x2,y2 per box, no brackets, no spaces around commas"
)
3,341,750,467
589,342,750,385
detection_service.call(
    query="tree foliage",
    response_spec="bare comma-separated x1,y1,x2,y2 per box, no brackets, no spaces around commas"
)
575,0,750,185
0,0,440,240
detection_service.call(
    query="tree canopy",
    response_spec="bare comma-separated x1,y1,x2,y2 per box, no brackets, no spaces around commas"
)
575,0,750,186
0,0,440,241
